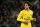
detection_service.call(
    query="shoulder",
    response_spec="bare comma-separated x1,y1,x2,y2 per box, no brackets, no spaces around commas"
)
30,10,33,14
20,10,25,13
30,10,33,13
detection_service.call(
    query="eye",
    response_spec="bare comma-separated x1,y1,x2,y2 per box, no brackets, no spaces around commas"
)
25,5,27,6
26,5,27,6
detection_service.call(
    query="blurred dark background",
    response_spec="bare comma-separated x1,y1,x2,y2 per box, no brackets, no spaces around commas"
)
0,0,40,27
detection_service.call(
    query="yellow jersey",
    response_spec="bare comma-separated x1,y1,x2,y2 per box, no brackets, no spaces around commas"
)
17,9,34,27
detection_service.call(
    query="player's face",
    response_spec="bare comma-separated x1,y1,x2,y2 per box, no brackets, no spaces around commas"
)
25,3,30,9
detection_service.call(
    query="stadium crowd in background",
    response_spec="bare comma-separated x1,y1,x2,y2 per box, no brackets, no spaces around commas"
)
0,0,40,27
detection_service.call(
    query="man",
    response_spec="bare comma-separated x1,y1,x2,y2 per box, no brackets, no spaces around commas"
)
17,1,36,27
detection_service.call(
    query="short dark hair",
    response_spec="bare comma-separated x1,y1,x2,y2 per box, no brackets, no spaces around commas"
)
24,1,32,9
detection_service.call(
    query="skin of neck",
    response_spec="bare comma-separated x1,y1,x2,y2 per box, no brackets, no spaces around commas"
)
25,8,30,11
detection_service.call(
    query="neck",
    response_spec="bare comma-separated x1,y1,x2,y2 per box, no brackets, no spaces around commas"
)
25,8,30,11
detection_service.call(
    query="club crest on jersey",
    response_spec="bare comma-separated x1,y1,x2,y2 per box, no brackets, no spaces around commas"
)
25,14,26,15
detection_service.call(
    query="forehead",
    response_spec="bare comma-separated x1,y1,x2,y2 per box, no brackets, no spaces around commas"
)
25,3,28,5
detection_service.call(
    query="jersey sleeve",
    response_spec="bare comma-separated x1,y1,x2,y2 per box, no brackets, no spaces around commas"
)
31,11,34,21
17,11,25,22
